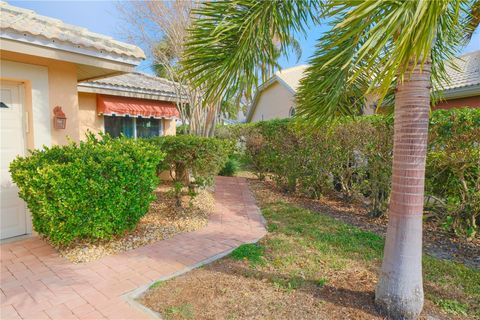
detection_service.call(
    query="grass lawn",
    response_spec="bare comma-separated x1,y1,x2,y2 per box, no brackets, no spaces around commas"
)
140,180,480,320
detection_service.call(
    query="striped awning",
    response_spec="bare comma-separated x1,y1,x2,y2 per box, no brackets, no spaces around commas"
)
97,94,179,119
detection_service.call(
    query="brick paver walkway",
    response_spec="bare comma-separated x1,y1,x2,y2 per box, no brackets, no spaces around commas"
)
0,177,266,320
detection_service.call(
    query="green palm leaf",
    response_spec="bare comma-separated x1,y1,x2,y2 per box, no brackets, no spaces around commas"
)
296,0,475,125
182,0,321,102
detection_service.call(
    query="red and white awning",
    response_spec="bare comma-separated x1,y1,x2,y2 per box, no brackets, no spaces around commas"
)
97,95,179,119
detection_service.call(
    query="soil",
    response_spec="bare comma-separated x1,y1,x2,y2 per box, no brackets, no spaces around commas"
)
247,177,479,269
54,183,214,263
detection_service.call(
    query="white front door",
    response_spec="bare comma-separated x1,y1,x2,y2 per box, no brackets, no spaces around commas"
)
1,81,27,240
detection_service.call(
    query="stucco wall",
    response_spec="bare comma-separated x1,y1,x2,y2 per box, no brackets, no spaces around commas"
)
433,95,480,109
163,118,176,135
78,92,104,139
250,82,295,122
1,51,80,145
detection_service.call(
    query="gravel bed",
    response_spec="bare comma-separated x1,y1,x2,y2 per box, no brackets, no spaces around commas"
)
54,184,214,263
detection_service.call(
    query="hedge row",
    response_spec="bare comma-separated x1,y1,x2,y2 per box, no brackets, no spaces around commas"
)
10,134,230,245
217,108,480,238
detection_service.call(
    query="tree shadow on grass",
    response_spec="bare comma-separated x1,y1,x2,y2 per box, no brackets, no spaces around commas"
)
213,261,383,319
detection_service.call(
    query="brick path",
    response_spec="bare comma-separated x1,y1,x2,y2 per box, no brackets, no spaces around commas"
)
0,177,266,319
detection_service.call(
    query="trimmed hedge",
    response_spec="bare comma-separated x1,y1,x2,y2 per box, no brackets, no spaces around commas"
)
218,108,480,238
426,109,480,238
147,135,231,187
10,135,164,245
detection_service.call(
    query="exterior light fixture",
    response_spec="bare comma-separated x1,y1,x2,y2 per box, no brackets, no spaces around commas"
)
53,106,67,129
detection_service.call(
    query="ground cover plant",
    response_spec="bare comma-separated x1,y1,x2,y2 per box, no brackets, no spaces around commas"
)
140,178,480,320
10,134,163,245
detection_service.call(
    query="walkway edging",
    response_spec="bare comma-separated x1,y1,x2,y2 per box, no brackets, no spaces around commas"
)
123,234,266,319
1,177,266,320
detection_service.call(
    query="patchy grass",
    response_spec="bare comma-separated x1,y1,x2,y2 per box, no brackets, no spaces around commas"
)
435,299,468,316
149,280,165,290
230,244,265,265
140,181,480,320
423,256,480,317
164,303,195,319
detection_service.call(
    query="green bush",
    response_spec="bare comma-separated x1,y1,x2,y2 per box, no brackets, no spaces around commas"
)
219,155,241,176
148,135,231,187
426,108,480,239
9,135,164,245
219,108,480,237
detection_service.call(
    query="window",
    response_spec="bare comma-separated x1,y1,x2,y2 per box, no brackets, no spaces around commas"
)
104,115,163,138
289,107,296,117
137,118,162,138
104,115,134,138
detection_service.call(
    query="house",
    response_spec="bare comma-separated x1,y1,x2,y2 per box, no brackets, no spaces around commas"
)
247,51,480,122
435,50,480,109
0,2,178,240
78,72,178,139
246,65,306,122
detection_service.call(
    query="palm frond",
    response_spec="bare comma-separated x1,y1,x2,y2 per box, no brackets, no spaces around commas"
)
297,0,474,126
181,0,321,102
466,0,480,39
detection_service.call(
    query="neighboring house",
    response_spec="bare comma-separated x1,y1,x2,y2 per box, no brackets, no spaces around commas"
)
434,50,480,109
78,72,179,139
0,3,177,240
247,65,307,122
247,51,480,122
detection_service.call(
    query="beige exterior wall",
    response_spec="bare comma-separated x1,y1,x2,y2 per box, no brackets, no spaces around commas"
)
78,92,104,139
163,118,176,136
250,82,295,122
1,50,80,145
2,51,177,146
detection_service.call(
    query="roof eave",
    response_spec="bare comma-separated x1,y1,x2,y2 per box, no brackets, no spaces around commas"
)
438,84,480,100
78,82,187,103
1,30,144,66
247,75,297,122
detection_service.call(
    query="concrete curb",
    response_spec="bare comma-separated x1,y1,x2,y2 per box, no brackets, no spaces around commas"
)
122,234,266,319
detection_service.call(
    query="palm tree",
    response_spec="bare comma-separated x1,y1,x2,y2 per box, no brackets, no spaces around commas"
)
182,1,478,319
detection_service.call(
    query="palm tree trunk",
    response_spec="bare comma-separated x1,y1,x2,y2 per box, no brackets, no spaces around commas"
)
375,60,431,320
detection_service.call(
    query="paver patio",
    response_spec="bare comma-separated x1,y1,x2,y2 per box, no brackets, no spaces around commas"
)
0,177,266,320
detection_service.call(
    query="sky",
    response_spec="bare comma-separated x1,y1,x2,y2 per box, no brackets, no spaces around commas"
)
8,0,480,74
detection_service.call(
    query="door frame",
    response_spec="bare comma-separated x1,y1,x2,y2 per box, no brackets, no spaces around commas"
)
1,80,32,239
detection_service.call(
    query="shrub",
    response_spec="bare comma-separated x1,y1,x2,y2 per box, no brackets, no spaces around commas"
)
426,108,480,239
219,108,480,237
148,135,231,187
219,155,241,176
9,135,164,245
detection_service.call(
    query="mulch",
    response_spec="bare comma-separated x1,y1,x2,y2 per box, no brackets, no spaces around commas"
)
54,183,214,263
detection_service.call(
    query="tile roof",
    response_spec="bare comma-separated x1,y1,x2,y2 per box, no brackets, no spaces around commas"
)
275,65,308,93
267,51,480,95
79,72,177,97
0,1,145,61
439,50,480,92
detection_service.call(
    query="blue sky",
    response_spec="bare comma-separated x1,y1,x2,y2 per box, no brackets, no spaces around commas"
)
9,1,480,74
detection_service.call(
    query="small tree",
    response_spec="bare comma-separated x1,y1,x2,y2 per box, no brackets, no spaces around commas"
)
117,0,221,136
